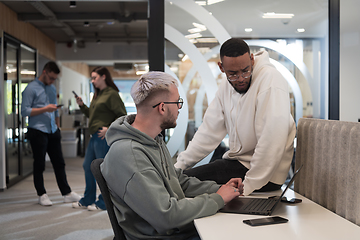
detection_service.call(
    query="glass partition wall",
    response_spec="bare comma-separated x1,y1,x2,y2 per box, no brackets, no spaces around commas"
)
4,34,36,187
164,0,328,161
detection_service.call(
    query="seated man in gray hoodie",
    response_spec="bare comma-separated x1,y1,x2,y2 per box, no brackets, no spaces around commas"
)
101,71,244,240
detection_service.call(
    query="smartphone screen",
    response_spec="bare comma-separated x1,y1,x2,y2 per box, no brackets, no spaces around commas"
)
243,216,288,226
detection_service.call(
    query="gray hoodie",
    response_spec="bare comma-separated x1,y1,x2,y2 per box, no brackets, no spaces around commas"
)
101,115,224,239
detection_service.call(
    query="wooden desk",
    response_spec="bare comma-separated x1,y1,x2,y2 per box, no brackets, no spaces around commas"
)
194,189,360,240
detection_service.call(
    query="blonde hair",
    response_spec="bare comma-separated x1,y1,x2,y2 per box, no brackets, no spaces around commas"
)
131,71,178,105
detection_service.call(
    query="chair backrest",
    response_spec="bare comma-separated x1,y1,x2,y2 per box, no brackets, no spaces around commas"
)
294,118,360,226
91,158,126,240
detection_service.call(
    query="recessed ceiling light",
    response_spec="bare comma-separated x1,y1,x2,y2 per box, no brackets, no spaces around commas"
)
245,28,253,33
69,1,76,8
263,12,294,19
297,28,305,33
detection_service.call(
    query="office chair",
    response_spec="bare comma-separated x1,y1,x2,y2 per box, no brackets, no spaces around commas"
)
91,158,126,240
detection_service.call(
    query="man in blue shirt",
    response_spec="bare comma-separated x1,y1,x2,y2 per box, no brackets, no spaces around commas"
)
21,61,81,206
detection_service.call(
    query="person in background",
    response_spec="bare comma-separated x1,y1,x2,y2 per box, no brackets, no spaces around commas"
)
73,66,127,211
21,61,81,206
101,71,243,239
175,38,296,196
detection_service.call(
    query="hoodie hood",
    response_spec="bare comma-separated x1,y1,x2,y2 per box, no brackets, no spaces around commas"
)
106,114,160,148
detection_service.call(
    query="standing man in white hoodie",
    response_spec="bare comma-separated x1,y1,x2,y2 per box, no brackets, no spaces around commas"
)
175,38,296,196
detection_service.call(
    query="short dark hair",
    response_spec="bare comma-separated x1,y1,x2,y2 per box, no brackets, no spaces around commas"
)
43,61,60,74
220,38,250,60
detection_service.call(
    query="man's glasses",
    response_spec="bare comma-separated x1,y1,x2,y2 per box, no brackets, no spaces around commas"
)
46,72,58,81
226,70,252,82
152,98,184,109
221,60,252,82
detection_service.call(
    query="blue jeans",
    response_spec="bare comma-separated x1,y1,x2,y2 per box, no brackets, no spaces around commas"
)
79,132,109,209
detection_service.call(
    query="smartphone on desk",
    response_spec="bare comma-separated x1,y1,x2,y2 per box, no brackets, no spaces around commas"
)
243,216,288,227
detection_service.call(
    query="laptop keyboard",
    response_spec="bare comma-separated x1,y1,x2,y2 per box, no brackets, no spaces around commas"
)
244,198,276,212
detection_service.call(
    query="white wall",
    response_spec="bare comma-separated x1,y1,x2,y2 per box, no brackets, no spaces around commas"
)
340,0,360,122
58,64,90,112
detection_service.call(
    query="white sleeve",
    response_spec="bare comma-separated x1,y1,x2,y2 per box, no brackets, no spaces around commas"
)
175,92,228,170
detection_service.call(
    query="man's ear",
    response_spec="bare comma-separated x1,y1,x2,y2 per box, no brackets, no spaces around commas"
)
218,62,225,73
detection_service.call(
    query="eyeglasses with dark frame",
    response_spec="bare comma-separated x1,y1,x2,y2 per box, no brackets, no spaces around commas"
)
152,98,184,109
46,71,58,81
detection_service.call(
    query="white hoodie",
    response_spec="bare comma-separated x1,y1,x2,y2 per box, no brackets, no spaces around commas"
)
175,51,296,195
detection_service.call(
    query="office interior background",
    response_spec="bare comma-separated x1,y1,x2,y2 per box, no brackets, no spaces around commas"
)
0,0,359,191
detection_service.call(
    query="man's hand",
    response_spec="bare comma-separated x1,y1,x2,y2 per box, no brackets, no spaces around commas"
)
45,104,58,112
225,178,244,192
216,178,244,205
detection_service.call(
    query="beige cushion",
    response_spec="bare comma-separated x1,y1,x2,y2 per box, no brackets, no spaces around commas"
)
294,118,360,226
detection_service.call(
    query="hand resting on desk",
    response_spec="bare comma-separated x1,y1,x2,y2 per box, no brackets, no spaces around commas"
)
216,178,244,204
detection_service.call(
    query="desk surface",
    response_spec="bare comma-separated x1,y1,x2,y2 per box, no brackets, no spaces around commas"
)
194,189,360,240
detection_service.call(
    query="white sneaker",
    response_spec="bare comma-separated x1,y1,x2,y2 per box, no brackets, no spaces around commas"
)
64,191,81,203
72,202,87,209
87,204,103,211
39,194,53,206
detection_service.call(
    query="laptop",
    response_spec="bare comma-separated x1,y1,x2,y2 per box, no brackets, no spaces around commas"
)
220,165,303,216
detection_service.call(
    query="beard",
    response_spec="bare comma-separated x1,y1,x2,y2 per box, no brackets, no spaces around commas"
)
228,77,252,94
160,112,177,130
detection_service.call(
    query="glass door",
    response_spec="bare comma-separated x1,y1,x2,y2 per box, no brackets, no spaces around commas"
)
4,38,21,186
4,35,36,187
20,44,36,176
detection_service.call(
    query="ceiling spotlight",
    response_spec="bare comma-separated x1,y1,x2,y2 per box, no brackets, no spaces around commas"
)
84,21,90,27
69,1,76,8
263,12,294,19
245,28,253,33
297,28,305,33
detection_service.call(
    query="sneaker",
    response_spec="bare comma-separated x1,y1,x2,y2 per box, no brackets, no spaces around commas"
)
87,204,103,211
39,194,53,206
64,191,81,203
72,202,87,209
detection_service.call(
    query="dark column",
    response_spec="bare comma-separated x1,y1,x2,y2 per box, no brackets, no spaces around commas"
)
328,0,340,120
148,0,164,72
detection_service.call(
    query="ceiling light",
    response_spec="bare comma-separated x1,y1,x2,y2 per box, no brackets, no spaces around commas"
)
245,28,253,33
188,28,202,34
69,1,76,8
262,12,294,19
297,28,305,33
193,23,207,31
196,38,218,43
185,33,202,39
195,1,206,6
208,0,224,5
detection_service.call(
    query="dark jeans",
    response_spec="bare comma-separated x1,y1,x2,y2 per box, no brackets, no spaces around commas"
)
27,128,72,196
184,159,281,192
